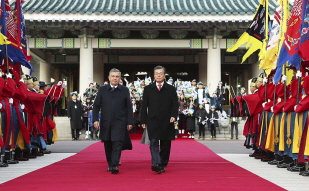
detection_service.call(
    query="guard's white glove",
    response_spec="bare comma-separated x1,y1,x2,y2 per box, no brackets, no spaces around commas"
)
0,72,2,77
271,106,274,113
281,75,287,82
9,98,13,104
20,78,24,83
262,102,267,108
294,105,297,112
57,81,62,86
20,104,25,110
0,103,2,110
62,82,67,89
296,70,302,78
263,77,268,85
7,73,12,78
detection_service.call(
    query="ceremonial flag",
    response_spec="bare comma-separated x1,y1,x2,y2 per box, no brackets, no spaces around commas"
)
274,0,303,83
0,0,33,73
259,1,283,75
0,32,10,45
0,0,7,58
227,0,269,63
298,0,309,60
14,0,33,72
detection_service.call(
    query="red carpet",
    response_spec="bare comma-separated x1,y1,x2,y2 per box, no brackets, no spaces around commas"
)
0,140,285,191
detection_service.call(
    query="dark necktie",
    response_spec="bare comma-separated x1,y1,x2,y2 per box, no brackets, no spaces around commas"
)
158,83,162,91
112,86,115,91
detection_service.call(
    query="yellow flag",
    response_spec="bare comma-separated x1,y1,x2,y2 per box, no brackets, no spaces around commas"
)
227,0,268,63
0,32,11,45
259,0,289,76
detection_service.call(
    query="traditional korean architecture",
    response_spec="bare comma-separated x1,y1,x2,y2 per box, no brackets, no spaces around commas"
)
21,0,278,94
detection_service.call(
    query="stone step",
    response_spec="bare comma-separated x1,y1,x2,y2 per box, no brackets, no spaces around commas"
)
54,116,97,140
54,117,247,140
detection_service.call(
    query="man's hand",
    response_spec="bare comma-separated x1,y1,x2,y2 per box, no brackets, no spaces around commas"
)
94,121,100,130
142,124,146,129
68,117,71,120
81,117,83,120
127,125,133,130
170,117,176,123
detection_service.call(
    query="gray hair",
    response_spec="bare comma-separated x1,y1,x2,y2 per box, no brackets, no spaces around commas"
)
109,68,121,76
154,65,166,74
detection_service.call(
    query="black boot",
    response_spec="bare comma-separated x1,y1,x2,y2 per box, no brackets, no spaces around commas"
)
277,156,294,168
4,151,19,164
249,149,260,157
32,148,44,156
14,148,29,161
23,149,37,159
255,150,267,159
268,154,282,165
0,154,8,167
287,161,305,172
261,151,275,162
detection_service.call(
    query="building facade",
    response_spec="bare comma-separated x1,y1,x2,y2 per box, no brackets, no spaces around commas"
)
22,0,278,94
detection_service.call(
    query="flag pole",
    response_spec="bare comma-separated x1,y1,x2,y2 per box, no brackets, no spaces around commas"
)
283,64,287,104
5,44,8,73
296,59,302,105
264,71,267,103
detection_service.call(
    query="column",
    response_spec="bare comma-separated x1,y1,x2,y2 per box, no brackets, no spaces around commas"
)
251,61,263,79
93,53,104,85
39,61,51,84
198,53,207,84
53,68,60,82
79,34,94,94
207,38,221,94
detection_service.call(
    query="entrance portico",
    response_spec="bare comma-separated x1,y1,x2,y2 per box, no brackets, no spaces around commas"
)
22,0,272,94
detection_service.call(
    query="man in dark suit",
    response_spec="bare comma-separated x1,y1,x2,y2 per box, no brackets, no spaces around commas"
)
93,68,133,174
67,92,83,140
141,65,178,174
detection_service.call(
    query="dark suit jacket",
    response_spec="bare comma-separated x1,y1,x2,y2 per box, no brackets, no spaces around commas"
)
67,100,83,130
92,84,133,141
141,82,178,140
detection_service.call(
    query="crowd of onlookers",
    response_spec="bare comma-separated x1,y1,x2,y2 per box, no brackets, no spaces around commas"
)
75,78,245,140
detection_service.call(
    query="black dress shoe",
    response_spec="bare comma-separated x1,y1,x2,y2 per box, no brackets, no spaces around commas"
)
111,167,119,174
107,167,112,172
160,166,165,173
151,164,161,174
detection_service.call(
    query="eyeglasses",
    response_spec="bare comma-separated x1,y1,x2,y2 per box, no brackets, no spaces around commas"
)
155,72,164,76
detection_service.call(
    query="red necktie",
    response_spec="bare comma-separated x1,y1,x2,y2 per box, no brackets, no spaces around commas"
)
158,83,162,91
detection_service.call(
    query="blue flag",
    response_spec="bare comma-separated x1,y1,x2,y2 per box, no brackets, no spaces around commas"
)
274,0,303,83
299,0,309,61
0,0,8,62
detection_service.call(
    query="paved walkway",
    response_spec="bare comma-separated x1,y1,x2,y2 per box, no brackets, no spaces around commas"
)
0,153,75,184
220,154,309,191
